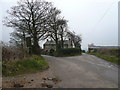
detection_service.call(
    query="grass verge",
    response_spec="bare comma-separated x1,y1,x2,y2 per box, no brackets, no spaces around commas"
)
2,55,49,77
89,53,119,65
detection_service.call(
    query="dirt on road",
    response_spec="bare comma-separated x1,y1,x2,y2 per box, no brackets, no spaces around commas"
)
2,69,60,88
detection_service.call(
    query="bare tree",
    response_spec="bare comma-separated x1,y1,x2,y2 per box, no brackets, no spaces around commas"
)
74,34,82,48
67,31,82,49
3,0,56,55
43,8,69,50
3,0,81,54
45,7,61,51
57,18,68,48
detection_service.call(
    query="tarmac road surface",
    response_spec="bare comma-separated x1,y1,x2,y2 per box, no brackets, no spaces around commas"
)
43,54,118,88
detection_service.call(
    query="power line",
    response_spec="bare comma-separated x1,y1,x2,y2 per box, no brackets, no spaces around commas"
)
92,1,118,31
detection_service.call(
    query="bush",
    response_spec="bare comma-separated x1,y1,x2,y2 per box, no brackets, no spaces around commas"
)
82,50,86,53
2,46,27,61
55,48,81,57
49,49,55,55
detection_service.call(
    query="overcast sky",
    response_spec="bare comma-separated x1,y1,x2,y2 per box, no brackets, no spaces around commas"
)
0,0,119,50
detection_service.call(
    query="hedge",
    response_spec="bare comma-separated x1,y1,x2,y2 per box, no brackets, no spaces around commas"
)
55,48,81,56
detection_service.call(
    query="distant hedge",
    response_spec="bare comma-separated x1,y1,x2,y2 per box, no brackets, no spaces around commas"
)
55,48,81,57
96,48,119,57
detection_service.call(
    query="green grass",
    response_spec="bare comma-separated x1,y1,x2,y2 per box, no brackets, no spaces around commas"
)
2,55,49,77
89,53,119,64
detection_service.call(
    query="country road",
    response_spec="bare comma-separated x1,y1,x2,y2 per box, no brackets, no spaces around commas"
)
43,54,118,88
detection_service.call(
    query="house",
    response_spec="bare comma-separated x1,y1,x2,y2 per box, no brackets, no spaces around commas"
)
88,44,119,53
43,39,74,52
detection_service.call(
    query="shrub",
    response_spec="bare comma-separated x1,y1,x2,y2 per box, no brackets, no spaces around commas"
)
82,50,86,53
49,49,55,56
2,46,26,61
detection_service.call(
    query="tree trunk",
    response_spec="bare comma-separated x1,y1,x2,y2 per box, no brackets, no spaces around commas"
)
61,34,64,48
55,36,59,51
32,35,40,55
61,26,64,48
